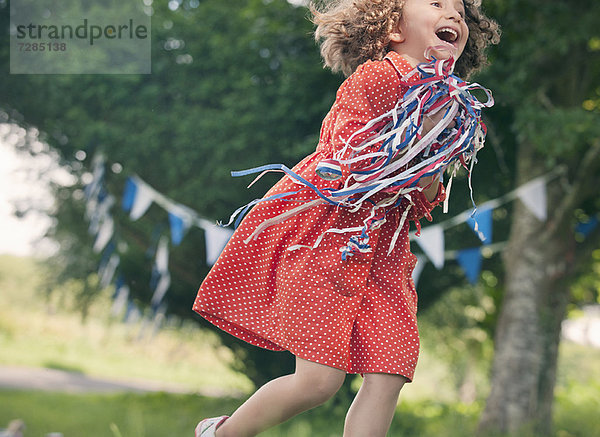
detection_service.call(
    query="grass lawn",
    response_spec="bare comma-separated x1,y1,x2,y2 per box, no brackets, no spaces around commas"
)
1,386,598,437
0,390,479,437
0,391,241,437
1,255,599,436
0,255,252,396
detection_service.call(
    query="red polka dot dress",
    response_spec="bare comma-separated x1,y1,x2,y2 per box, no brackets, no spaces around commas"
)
193,52,445,381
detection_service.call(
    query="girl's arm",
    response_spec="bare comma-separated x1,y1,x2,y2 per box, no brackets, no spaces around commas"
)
417,109,452,202
419,174,441,203
326,59,405,179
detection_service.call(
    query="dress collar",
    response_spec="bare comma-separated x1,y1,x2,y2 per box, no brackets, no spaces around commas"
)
384,51,417,79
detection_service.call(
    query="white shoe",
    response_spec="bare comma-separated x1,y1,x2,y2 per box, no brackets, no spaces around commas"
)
195,416,229,437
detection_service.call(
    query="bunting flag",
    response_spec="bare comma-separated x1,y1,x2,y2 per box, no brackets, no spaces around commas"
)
466,207,493,244
93,215,114,253
99,253,120,289
575,215,599,237
111,277,130,317
415,225,445,269
168,212,186,245
149,236,171,309
205,225,234,265
121,177,137,212
412,254,427,288
98,240,115,263
517,177,547,221
97,242,115,285
85,189,101,223
151,272,171,310
89,193,115,236
84,156,107,229
456,247,483,284
128,177,155,220
167,204,194,246
124,301,142,325
82,159,117,254
154,236,170,273
84,154,105,201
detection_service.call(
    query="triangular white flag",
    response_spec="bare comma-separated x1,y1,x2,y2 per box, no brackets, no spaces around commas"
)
89,194,115,236
93,216,114,253
205,225,233,265
125,303,142,325
99,254,120,288
84,154,105,202
415,225,445,269
151,272,171,307
155,236,170,273
412,254,427,288
111,284,130,317
85,195,99,222
129,180,155,220
517,178,547,221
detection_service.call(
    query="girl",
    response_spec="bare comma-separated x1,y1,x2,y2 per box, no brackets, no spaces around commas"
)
194,1,500,436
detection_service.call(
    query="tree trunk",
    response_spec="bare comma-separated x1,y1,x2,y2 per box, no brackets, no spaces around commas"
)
478,143,574,436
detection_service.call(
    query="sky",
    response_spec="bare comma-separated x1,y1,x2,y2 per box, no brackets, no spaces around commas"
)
0,123,71,257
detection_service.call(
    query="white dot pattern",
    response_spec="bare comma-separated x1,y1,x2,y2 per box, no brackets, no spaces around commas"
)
193,52,445,381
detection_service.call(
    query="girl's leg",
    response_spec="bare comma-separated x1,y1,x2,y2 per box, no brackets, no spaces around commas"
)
343,373,407,437
216,356,346,437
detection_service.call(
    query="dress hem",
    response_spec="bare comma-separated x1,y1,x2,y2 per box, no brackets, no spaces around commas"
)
195,307,414,382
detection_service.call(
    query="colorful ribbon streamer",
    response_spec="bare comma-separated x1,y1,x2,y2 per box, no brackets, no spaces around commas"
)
228,56,494,259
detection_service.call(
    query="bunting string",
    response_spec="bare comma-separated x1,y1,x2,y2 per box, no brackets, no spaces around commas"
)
421,165,566,234
410,165,569,283
82,144,592,311
83,155,233,326
122,174,233,253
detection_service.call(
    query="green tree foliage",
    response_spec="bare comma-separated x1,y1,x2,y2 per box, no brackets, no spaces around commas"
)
0,0,340,385
475,0,600,434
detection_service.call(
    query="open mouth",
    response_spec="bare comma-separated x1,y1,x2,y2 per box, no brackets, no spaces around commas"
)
436,27,459,45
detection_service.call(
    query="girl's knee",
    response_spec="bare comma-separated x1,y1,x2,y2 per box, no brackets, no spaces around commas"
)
294,358,346,405
309,374,345,404
362,373,408,396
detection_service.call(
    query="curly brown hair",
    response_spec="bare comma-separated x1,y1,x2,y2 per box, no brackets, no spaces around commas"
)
311,0,500,78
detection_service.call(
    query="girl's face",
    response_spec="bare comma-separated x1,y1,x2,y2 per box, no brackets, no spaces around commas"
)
389,0,469,67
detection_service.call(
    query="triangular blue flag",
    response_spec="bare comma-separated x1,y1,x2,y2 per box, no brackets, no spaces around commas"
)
467,207,493,244
112,275,126,299
150,266,160,290
97,188,108,204
456,247,482,284
575,216,599,238
168,212,186,245
98,241,116,272
122,177,137,212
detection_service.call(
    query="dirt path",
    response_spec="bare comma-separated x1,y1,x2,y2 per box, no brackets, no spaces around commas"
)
0,365,193,394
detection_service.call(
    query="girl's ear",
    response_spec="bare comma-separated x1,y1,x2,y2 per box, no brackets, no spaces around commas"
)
389,22,405,43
